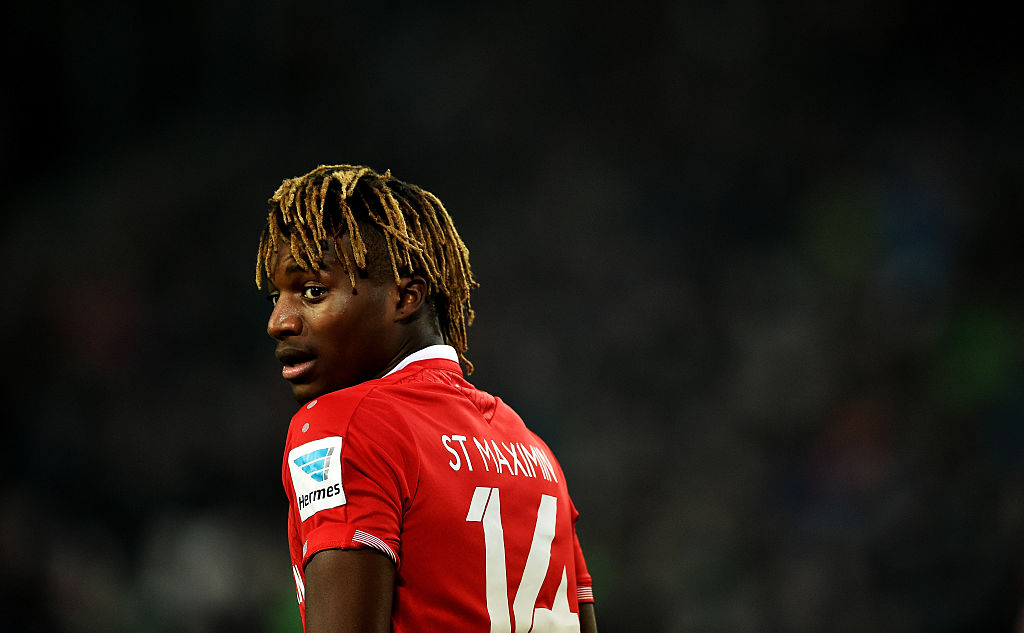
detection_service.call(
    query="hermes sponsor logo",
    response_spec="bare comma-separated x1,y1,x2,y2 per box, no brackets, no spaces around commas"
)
289,436,346,521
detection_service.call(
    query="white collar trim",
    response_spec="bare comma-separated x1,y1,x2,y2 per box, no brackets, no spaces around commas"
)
383,344,459,377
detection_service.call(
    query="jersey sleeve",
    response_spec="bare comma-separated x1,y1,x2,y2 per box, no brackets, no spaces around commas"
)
285,392,419,570
571,501,595,604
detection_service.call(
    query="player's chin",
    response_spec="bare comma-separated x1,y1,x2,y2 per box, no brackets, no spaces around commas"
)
288,381,323,405
288,372,360,403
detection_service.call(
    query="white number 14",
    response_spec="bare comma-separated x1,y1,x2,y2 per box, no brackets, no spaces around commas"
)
466,487,579,633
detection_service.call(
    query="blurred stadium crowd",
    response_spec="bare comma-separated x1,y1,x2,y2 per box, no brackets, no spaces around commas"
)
2,2,1022,631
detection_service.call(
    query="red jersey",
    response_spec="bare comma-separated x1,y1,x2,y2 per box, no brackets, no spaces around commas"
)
282,345,594,632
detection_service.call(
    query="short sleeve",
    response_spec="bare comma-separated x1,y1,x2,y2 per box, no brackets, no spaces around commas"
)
286,394,419,569
572,503,594,603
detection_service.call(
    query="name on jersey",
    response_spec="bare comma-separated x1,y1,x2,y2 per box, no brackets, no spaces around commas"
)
441,435,558,482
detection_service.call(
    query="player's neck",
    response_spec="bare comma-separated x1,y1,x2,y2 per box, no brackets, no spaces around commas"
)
377,331,446,378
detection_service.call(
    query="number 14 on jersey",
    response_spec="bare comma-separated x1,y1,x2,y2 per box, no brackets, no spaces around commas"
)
466,487,579,633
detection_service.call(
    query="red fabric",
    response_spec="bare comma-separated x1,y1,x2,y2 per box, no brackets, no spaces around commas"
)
282,357,593,632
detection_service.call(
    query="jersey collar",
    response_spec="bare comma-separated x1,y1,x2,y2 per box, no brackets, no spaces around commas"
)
383,344,459,377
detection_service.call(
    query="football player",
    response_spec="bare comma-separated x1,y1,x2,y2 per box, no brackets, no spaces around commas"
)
256,165,597,633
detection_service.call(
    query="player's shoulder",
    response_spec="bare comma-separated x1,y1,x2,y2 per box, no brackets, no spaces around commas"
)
282,380,396,443
290,380,374,420
285,360,481,442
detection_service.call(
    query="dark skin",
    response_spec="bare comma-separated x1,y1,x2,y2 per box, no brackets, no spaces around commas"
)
266,238,442,404
268,238,597,632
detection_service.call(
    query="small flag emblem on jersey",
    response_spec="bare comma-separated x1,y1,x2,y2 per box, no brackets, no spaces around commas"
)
293,447,335,482
288,436,346,521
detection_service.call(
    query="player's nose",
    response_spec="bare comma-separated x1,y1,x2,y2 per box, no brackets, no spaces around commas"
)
268,300,302,339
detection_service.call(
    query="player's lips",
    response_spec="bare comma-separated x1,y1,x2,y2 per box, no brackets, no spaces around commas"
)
276,346,317,382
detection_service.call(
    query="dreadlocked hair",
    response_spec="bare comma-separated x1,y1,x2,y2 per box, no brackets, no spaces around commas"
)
255,164,479,372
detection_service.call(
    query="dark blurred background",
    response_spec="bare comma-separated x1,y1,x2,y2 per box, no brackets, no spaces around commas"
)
2,1,1022,631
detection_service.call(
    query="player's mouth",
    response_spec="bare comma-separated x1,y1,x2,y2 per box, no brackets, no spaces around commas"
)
282,359,315,381
276,347,317,382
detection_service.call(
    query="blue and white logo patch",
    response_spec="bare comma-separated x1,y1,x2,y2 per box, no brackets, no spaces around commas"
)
288,436,346,521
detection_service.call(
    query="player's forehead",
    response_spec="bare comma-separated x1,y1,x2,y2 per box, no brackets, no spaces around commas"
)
266,240,336,284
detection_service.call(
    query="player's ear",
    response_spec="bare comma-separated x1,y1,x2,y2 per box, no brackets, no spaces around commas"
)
393,275,429,322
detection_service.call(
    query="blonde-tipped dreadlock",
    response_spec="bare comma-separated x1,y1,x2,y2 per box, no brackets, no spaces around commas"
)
256,164,479,372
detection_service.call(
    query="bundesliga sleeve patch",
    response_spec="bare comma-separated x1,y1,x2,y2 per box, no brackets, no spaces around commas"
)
288,436,346,521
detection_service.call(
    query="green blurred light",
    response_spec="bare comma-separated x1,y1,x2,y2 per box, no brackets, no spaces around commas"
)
932,306,1021,409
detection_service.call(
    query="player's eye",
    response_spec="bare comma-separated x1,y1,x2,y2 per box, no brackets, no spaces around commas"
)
302,286,327,301
267,292,280,306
